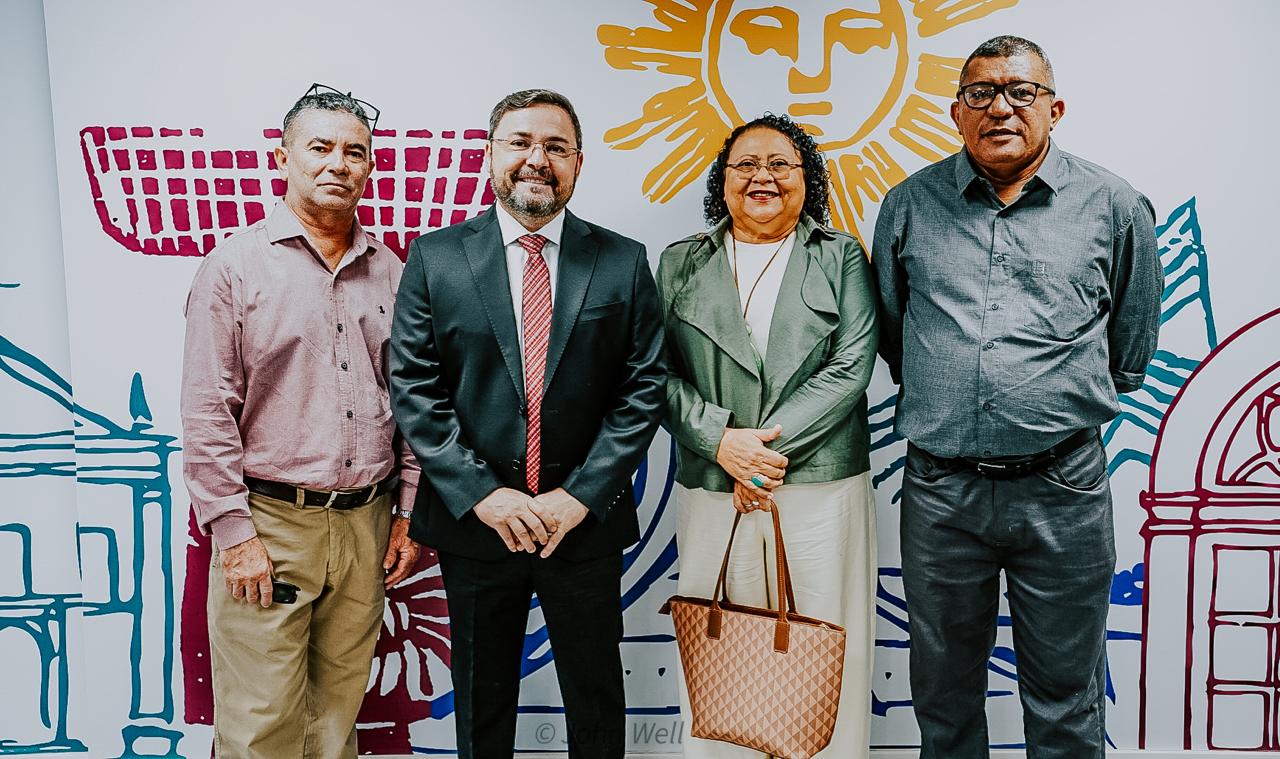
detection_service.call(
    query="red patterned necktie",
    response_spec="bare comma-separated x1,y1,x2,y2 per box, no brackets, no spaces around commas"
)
519,233,551,493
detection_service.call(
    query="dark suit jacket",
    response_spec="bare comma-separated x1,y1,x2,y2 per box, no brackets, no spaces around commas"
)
389,207,666,561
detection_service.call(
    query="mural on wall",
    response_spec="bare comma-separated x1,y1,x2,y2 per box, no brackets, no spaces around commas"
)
79,125,496,260
58,107,1225,756
1141,305,1280,751
10,0,1277,755
596,0,1019,243
593,0,1227,746
0,334,181,757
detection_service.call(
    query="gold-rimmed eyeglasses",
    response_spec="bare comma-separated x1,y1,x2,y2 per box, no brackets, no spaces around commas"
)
726,158,803,178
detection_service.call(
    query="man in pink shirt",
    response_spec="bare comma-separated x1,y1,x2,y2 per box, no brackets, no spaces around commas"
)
181,85,420,759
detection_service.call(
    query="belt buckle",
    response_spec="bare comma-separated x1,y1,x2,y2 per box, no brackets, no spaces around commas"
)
975,461,1010,479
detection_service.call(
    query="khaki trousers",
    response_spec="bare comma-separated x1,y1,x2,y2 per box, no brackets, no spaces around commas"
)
208,490,391,759
674,474,877,759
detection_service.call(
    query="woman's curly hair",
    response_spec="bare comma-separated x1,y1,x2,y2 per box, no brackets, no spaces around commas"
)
703,113,830,227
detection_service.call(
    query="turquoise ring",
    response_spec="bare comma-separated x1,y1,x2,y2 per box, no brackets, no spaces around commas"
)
750,474,766,488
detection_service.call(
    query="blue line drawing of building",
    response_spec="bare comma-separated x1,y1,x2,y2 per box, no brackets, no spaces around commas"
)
0,333,185,758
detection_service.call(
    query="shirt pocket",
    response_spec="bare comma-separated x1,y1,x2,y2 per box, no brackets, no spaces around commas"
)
1013,260,1100,342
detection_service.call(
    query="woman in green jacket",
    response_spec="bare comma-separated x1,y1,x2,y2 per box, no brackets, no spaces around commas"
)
657,113,878,759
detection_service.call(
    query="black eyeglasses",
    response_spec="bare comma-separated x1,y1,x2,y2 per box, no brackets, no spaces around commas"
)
957,81,1055,109
726,158,803,178
305,83,380,131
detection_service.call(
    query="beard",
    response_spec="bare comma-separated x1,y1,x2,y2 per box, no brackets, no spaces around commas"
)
493,167,572,220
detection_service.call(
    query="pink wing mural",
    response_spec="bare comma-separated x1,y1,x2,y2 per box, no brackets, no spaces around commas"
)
79,125,495,259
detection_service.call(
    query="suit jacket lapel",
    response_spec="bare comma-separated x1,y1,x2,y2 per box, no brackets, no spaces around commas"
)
462,208,525,405
669,221,761,380
543,210,596,390
761,217,839,415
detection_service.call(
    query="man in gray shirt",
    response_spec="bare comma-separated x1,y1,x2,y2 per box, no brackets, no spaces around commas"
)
871,36,1162,758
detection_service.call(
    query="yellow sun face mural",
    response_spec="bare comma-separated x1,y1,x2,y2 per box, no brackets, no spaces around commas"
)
598,0,1019,242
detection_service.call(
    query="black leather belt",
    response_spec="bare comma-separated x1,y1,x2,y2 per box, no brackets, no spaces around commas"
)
244,476,397,509
919,428,1097,480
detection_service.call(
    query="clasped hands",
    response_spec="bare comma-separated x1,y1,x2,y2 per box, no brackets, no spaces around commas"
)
716,425,788,513
474,487,588,558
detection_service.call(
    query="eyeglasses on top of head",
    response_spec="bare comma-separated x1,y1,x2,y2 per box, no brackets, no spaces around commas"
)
489,137,582,160
957,81,1055,109
304,83,380,131
725,158,803,178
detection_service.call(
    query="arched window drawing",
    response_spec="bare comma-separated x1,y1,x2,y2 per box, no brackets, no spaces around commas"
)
1141,307,1280,751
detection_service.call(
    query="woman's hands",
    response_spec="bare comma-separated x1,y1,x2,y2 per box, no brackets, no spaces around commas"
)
716,425,788,509
732,481,772,513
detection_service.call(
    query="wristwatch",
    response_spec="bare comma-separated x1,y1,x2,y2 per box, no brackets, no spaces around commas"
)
393,508,413,519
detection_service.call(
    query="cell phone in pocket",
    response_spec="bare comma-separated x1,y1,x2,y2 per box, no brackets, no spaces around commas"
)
271,580,300,604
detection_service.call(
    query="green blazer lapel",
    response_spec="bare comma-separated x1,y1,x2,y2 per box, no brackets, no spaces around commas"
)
461,208,524,405
669,224,761,380
544,210,597,390
762,219,839,413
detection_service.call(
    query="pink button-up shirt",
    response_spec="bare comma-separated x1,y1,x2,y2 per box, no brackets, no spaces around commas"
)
181,203,420,548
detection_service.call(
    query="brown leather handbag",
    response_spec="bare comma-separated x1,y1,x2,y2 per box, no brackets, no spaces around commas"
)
660,505,846,759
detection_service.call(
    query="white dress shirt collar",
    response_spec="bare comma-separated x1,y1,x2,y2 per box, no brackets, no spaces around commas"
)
494,202,566,248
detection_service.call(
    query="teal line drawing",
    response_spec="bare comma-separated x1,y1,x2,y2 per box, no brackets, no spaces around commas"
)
0,331,183,757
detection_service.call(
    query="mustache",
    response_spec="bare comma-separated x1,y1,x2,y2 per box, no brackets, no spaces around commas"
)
510,168,557,186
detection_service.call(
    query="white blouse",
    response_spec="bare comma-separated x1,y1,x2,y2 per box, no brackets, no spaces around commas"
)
724,230,795,361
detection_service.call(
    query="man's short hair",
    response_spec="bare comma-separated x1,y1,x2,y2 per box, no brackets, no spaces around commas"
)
488,89,583,149
282,91,373,145
961,35,1055,88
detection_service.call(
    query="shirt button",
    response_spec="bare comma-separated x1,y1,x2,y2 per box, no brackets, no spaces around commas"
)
345,459,352,467
983,402,993,411
340,361,348,371
983,450,992,457
984,341,995,350
347,410,354,419
995,255,1006,263
990,303,999,310
337,323,344,333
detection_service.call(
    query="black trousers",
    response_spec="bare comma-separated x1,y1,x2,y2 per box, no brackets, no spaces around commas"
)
901,437,1115,759
438,549,626,759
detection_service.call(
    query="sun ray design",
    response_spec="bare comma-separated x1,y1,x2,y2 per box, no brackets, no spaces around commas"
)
598,0,730,203
912,0,1020,37
600,0,1020,243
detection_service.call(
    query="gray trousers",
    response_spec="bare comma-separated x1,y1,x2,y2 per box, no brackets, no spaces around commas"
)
900,435,1115,759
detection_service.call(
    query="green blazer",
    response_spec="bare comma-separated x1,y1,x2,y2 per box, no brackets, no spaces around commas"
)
656,214,878,492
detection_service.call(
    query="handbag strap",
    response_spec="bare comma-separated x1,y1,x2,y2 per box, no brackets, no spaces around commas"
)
709,504,799,652
769,504,799,616
710,511,746,610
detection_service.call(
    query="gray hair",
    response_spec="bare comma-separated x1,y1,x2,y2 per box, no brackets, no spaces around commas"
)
961,35,1055,88
488,89,583,149
282,92,372,144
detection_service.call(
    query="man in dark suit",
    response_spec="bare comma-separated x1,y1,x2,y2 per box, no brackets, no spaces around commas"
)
389,89,665,759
